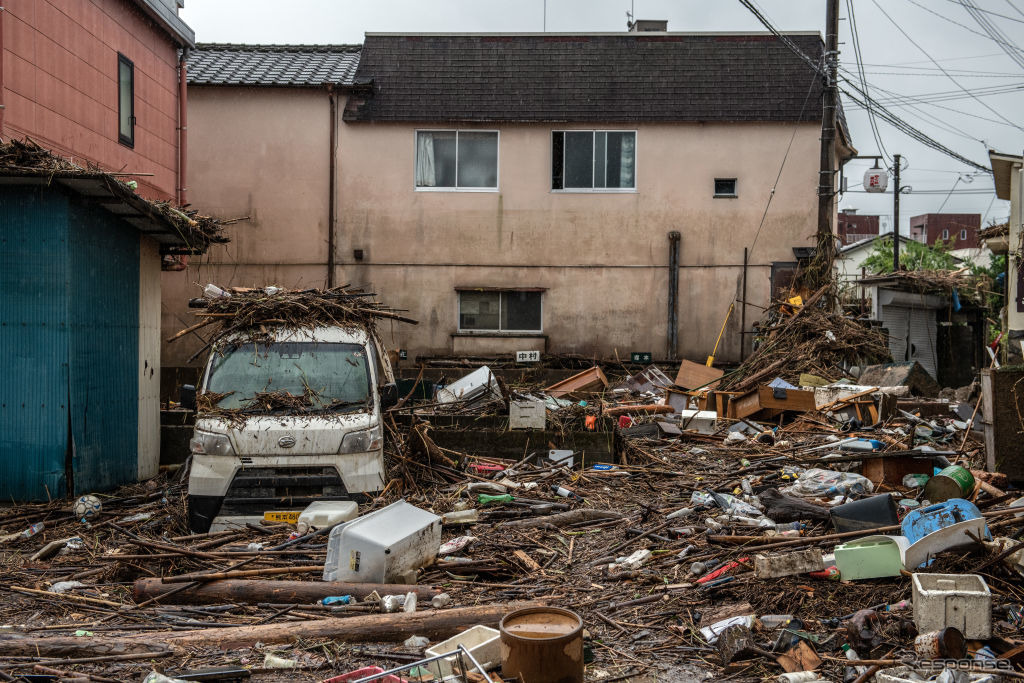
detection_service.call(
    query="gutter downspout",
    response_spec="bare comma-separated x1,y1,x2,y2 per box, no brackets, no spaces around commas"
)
667,231,681,360
177,49,188,205
1,6,6,137
327,85,337,288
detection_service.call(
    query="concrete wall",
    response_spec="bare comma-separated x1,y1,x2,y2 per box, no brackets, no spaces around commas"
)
1,0,181,200
334,121,821,363
166,87,827,367
161,86,333,366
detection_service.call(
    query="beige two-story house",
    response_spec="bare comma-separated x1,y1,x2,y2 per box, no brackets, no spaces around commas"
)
164,29,854,371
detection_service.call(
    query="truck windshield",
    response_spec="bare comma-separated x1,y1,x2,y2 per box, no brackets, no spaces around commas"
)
205,342,371,413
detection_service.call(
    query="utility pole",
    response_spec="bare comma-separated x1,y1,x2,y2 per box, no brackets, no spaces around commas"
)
893,153,901,272
814,0,840,281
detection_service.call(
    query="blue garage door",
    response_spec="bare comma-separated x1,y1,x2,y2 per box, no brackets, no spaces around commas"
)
0,187,71,500
67,197,139,494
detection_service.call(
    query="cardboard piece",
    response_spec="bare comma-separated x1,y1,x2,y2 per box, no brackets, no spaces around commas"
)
544,366,608,398
675,359,724,391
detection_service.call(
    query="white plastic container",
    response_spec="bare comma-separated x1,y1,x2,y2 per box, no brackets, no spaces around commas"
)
436,366,501,405
298,501,359,530
425,625,501,676
911,573,991,639
322,500,442,583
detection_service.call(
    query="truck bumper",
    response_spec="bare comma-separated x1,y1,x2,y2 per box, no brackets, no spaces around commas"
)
187,452,385,533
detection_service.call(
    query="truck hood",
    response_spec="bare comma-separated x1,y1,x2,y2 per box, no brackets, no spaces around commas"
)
195,414,376,455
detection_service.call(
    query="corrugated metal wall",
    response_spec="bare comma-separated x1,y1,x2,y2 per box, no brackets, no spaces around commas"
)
0,187,72,500
882,304,938,382
138,236,162,480
67,196,140,494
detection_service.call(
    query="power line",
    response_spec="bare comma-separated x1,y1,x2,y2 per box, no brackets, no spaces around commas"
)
872,0,1024,133
956,0,1024,72
904,0,1024,50
840,81,991,171
840,69,1024,133
735,0,993,172
846,0,889,161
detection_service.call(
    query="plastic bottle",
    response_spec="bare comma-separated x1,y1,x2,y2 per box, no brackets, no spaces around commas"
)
666,507,694,520
677,545,696,560
551,485,583,501
322,595,354,605
704,517,723,532
430,593,451,608
477,493,514,506
20,523,44,539
403,591,417,613
441,509,479,525
759,614,794,629
841,644,867,682
203,283,230,299
740,478,754,495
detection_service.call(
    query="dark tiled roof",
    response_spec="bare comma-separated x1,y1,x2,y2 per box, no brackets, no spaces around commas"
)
345,33,829,123
187,44,361,87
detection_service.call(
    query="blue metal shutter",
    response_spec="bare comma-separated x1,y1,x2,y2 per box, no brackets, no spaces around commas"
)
67,197,139,493
0,187,71,500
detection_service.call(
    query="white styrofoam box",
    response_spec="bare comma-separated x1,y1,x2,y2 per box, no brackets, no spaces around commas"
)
876,666,1001,683
912,573,991,639
510,399,545,430
425,625,501,676
676,410,718,434
548,449,574,467
298,501,358,530
323,500,441,583
436,366,501,405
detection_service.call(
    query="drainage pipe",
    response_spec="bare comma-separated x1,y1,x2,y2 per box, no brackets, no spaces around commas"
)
667,231,681,360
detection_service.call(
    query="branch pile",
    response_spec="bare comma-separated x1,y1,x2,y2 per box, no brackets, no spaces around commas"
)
173,285,418,359
885,268,992,304
720,285,892,390
0,137,228,248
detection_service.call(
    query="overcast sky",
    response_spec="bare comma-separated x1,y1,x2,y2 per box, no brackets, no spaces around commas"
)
180,0,1024,236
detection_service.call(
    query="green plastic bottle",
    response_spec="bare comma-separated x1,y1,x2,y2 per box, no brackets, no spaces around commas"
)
477,493,514,506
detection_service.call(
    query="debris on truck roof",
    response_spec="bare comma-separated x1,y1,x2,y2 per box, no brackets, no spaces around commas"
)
170,284,418,359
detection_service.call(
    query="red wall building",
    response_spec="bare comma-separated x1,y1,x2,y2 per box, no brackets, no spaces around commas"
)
1,0,194,201
837,209,880,245
909,213,981,249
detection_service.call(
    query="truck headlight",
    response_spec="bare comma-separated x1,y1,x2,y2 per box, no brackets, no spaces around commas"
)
339,425,383,454
190,430,234,457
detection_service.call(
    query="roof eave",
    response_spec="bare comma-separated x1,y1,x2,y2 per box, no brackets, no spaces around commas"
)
132,0,195,48
0,171,210,254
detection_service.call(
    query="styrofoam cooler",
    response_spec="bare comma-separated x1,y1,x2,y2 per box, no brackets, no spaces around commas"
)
323,500,441,583
911,572,992,639
425,625,502,676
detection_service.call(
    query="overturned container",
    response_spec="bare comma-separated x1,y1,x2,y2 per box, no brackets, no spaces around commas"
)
500,607,584,683
323,500,441,583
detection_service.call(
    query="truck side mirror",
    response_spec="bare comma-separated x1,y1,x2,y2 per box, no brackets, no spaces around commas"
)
380,382,399,409
180,384,197,411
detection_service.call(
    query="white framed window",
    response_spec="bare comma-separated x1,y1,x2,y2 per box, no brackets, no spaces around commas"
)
714,178,738,197
960,228,967,240
415,130,498,191
552,130,636,191
942,229,949,239
458,290,543,333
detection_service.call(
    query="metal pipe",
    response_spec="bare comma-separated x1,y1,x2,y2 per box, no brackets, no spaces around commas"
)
1,6,7,136
667,231,681,360
740,247,748,362
327,86,337,287
177,50,188,205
